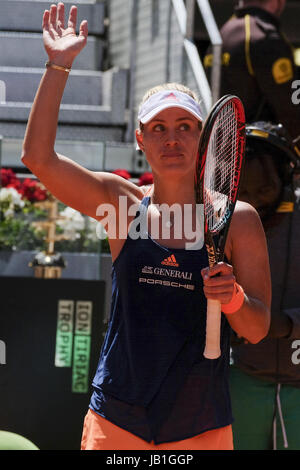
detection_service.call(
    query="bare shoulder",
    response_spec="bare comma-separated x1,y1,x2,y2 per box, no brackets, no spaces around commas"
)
93,171,145,206
233,200,259,216
231,200,263,233
225,200,266,260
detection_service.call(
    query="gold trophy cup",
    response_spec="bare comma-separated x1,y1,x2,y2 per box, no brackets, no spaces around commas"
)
29,195,69,278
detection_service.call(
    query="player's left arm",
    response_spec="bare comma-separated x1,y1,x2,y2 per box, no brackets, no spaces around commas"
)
202,201,271,344
225,201,271,343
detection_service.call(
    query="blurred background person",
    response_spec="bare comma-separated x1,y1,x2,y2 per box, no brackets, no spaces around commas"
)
229,122,300,450
205,0,300,139
205,0,300,450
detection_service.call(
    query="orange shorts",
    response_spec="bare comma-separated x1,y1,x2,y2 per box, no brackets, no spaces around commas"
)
81,409,233,450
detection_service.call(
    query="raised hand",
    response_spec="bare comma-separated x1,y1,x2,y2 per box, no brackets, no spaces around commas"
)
43,2,88,68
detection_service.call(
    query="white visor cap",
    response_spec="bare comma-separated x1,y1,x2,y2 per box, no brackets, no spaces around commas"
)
137,90,203,124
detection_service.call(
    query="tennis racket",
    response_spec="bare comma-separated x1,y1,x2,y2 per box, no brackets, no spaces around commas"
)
195,95,245,359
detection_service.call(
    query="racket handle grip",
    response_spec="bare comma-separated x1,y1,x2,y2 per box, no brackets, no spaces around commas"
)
204,299,221,359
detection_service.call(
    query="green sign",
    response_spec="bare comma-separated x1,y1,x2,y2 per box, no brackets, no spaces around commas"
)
72,335,91,393
72,301,93,393
75,301,92,336
54,300,93,393
54,300,74,367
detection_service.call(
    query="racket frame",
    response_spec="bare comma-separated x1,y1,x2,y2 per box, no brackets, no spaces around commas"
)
195,95,245,359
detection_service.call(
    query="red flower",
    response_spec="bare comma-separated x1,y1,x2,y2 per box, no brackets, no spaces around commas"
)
138,172,153,186
112,169,131,180
20,178,48,202
6,180,22,192
1,168,20,188
1,168,49,203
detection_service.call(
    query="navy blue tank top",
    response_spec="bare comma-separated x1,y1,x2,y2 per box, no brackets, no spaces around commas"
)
90,196,233,444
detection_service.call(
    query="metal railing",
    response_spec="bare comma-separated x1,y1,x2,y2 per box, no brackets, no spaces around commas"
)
196,0,222,104
171,0,222,113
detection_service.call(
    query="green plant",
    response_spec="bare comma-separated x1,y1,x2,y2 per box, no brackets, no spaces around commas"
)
0,169,109,253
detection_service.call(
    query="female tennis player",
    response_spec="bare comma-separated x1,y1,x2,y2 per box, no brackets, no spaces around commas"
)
21,3,271,450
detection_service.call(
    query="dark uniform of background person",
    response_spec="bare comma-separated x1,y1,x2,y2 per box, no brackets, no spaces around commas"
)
205,0,300,139
205,0,300,450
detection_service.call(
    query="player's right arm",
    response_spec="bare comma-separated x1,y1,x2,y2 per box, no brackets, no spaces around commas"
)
22,3,142,220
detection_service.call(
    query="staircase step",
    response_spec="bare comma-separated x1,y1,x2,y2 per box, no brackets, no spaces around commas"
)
0,32,104,70
1,137,137,172
0,66,128,127
0,0,105,35
0,121,125,142
0,67,104,105
0,101,124,124
0,66,128,111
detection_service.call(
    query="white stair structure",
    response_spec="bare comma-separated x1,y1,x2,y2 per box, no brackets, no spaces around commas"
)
0,0,222,174
0,0,140,172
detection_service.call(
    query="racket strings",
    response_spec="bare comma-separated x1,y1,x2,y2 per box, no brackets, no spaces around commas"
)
204,103,238,232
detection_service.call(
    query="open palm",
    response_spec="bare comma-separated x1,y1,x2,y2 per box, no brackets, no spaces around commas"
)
43,3,88,67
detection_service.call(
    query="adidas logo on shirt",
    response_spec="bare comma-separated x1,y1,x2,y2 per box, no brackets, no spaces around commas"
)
161,254,179,267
